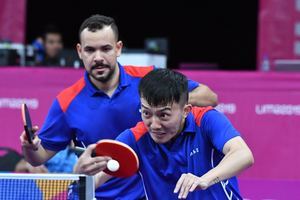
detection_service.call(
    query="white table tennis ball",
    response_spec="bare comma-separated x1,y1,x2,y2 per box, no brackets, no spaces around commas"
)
107,159,120,172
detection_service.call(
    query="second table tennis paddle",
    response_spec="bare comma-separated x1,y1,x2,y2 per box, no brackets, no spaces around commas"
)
21,103,35,144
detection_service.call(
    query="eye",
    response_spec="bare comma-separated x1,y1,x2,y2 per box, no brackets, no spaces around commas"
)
160,113,170,120
84,47,94,53
142,110,151,118
102,46,113,52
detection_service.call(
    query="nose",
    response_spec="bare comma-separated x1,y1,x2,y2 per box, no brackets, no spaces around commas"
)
150,116,161,130
94,50,104,62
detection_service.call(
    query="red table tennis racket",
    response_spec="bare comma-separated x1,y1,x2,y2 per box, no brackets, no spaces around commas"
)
21,103,35,144
94,139,139,178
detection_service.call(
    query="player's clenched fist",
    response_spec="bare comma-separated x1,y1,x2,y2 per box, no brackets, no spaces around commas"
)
20,125,40,151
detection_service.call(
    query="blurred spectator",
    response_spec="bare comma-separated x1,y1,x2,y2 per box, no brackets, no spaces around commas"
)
44,145,78,173
0,146,23,172
33,24,64,66
0,146,47,173
15,158,48,173
29,24,82,68
31,36,44,65
0,146,77,173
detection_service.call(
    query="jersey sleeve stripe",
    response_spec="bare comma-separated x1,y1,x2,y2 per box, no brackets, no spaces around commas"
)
192,106,213,126
123,65,154,77
57,77,85,112
130,122,148,141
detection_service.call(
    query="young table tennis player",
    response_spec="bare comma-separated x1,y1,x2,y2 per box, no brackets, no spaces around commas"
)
92,69,254,199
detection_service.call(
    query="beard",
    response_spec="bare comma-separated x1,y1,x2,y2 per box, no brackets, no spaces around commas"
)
89,63,116,83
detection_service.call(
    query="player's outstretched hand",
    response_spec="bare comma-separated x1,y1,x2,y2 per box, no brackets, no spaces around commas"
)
174,173,209,199
73,144,111,176
20,125,40,151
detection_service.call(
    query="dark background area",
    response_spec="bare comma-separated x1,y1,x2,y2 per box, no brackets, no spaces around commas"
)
26,1,258,70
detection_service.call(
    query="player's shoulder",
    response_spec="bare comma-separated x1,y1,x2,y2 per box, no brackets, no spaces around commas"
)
123,65,155,77
56,77,85,112
130,121,148,141
191,106,214,126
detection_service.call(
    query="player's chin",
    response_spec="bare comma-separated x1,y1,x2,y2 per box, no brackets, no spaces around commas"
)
150,134,168,144
92,73,110,82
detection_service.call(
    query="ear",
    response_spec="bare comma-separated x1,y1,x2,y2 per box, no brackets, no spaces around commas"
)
76,43,82,59
183,104,192,118
116,41,123,57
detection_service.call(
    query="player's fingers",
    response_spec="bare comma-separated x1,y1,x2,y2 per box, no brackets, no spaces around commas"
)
84,169,98,176
75,151,96,173
74,160,93,174
84,144,97,156
79,165,97,176
31,137,41,150
88,156,110,171
92,160,109,175
75,153,109,175
32,136,40,145
189,181,199,192
20,131,27,144
94,160,109,171
20,126,39,145
180,178,195,199
20,132,40,151
82,160,109,176
92,156,111,163
32,125,39,132
174,173,186,194
178,175,193,199
20,132,31,145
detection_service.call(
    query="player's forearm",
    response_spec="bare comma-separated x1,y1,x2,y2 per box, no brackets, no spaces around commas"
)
188,84,218,107
94,171,113,188
22,145,54,166
201,143,254,187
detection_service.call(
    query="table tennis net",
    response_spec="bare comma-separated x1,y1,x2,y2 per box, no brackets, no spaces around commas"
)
0,173,94,200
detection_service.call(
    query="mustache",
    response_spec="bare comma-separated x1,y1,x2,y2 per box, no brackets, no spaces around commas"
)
91,63,110,70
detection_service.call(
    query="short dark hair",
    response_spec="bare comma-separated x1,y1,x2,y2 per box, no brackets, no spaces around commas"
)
42,24,62,40
139,69,188,107
78,14,119,41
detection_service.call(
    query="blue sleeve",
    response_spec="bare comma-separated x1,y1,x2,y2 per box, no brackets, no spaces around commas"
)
38,99,72,151
187,79,199,92
200,109,240,153
116,129,138,153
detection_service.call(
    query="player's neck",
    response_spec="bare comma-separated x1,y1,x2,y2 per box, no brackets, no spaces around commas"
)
177,118,186,135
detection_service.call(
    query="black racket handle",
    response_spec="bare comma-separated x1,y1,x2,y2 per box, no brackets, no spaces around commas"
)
70,146,96,157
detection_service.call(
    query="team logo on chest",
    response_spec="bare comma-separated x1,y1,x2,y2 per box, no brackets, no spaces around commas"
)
190,148,199,156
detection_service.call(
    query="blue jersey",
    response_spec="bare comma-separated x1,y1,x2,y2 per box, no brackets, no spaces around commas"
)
116,107,242,200
44,147,77,173
38,64,199,199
